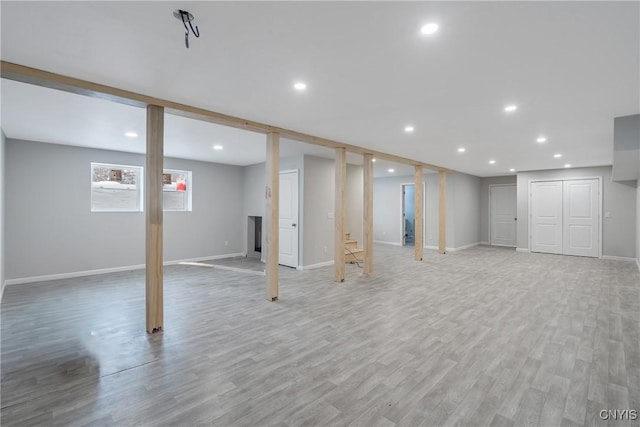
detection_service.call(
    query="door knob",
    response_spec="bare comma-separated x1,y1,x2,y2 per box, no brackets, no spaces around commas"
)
292,223,297,227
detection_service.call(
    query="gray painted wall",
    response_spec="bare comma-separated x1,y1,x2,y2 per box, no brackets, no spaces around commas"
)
373,172,481,250
637,183,640,266
0,130,5,295
373,173,452,249
243,154,363,268
6,139,245,281
516,166,636,258
242,155,305,264
346,164,364,247
451,173,482,248
479,176,517,244
613,114,640,182
303,156,335,266
302,155,363,267
243,162,266,221
374,175,423,246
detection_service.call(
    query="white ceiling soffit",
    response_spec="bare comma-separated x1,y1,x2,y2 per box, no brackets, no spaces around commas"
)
1,1,638,177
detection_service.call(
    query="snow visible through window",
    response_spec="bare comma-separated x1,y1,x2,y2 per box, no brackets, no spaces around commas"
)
163,169,192,211
91,163,143,212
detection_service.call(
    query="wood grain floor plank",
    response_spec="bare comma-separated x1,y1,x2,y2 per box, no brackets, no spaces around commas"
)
1,244,638,426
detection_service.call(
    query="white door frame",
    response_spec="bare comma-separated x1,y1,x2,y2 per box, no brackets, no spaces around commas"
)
488,184,517,247
279,169,300,267
527,176,603,258
400,182,426,247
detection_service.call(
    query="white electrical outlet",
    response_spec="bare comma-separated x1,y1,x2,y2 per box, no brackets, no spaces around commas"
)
323,246,327,253
327,212,334,219
224,241,228,246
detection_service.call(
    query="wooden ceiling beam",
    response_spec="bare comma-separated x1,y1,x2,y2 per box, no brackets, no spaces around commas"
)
1,60,454,173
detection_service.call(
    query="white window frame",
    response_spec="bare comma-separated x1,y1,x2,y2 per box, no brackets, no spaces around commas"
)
90,162,144,212
163,168,193,212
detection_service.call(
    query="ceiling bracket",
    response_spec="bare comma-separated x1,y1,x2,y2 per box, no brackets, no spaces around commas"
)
174,9,200,49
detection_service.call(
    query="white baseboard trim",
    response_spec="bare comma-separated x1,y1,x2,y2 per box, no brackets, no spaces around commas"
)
601,255,637,262
374,240,402,246
452,242,480,252
425,245,455,251
516,247,530,253
424,242,480,252
479,241,490,246
167,253,245,266
5,252,245,286
6,264,146,286
297,260,334,270
375,241,481,252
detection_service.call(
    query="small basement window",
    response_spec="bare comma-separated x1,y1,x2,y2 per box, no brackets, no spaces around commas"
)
163,169,192,211
91,163,143,212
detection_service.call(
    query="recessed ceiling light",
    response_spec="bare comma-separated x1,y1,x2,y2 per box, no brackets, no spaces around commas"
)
553,153,562,158
388,168,395,173
404,125,414,133
504,104,518,113
489,160,496,164
293,82,307,91
564,164,572,168
124,132,138,138
509,168,516,172
371,158,376,162
536,136,547,143
420,23,439,35
457,147,466,153
213,145,223,150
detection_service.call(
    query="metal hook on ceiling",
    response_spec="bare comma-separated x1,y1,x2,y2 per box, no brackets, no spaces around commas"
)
174,9,200,49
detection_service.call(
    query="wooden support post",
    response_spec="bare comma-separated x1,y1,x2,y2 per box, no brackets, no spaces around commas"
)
265,132,280,301
363,154,374,275
146,105,164,333
414,165,423,261
438,170,447,254
334,147,346,282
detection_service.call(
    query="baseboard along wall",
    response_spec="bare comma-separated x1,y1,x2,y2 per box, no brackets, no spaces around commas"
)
297,260,335,270
5,253,245,285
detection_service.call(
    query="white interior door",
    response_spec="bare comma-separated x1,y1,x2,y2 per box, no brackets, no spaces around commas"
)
490,185,517,247
531,181,563,254
562,179,599,257
279,170,299,267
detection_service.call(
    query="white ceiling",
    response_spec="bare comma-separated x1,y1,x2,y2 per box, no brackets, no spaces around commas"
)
1,1,638,177
1,78,420,177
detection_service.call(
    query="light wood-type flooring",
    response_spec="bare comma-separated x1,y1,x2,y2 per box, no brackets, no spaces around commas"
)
1,244,639,426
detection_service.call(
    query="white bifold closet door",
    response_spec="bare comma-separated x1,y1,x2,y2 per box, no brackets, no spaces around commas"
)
531,181,563,254
530,179,599,257
563,179,599,257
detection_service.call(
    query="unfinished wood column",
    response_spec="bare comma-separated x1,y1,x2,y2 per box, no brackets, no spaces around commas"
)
146,105,164,333
438,170,447,254
363,154,374,275
265,132,280,301
334,147,346,282
414,165,423,261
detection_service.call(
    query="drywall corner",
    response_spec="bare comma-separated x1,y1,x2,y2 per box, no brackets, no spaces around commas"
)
0,128,5,301
637,182,640,269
